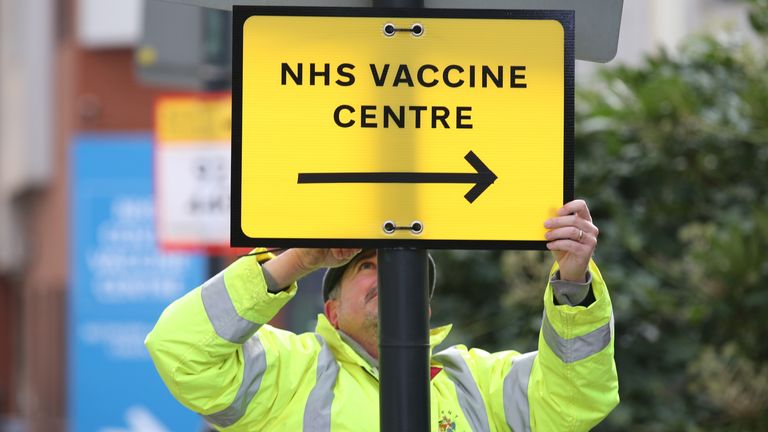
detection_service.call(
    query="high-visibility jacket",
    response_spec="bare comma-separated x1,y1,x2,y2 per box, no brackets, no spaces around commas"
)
146,254,618,431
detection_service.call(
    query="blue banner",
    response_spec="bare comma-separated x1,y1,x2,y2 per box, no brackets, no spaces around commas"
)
69,134,206,432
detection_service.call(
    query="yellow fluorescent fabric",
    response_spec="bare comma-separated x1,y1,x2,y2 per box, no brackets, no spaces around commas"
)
145,254,618,431
239,15,566,242
531,260,620,431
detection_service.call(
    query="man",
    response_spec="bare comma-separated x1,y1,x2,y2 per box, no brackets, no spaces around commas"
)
146,199,618,431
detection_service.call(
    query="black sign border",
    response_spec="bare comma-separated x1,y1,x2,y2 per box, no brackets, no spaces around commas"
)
232,6,574,250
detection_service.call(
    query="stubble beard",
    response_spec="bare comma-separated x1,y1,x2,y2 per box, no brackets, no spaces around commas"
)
362,307,379,344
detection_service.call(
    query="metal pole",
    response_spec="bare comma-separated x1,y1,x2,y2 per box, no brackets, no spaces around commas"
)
374,0,427,427
378,248,430,431
373,0,427,428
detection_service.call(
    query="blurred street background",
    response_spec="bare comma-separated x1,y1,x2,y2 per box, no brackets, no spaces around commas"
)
0,0,766,430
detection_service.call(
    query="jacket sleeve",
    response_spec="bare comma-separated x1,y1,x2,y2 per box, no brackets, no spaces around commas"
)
465,260,619,432
144,251,322,430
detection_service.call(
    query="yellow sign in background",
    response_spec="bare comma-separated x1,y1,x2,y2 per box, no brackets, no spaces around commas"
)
235,9,572,247
156,95,231,143
155,94,233,250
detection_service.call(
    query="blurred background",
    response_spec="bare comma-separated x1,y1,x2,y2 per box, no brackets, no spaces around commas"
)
1,0,766,431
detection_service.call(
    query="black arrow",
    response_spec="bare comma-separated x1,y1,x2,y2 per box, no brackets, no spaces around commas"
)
297,151,497,203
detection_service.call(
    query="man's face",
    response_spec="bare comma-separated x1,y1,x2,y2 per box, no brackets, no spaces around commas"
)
323,250,432,359
329,251,380,345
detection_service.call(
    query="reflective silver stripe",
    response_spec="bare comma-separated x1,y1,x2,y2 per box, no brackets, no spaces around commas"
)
201,271,261,344
542,312,613,364
204,335,267,427
433,347,490,432
304,334,339,432
503,351,537,432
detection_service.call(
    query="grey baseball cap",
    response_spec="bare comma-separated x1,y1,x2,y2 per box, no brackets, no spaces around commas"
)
322,250,436,301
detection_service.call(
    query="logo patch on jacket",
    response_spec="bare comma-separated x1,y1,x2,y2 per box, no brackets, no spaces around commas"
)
437,410,458,432
430,366,443,380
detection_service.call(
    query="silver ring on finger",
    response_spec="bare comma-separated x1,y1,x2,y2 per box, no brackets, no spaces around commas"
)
578,229,584,242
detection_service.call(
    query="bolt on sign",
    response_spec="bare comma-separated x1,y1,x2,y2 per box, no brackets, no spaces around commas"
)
232,7,574,249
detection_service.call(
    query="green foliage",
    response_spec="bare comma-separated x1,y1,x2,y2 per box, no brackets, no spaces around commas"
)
579,35,768,430
432,4,768,430
748,0,768,34
431,249,550,354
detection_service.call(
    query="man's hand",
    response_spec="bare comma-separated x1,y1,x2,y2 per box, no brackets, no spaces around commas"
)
293,248,363,273
544,199,599,282
261,248,361,290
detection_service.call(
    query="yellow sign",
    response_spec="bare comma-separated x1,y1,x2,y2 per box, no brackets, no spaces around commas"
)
155,95,231,143
155,94,233,250
232,7,574,248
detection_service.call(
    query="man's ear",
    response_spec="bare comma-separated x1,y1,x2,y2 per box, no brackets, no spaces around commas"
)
324,299,340,328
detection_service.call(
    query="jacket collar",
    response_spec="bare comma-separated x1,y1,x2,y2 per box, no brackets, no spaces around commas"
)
315,314,452,379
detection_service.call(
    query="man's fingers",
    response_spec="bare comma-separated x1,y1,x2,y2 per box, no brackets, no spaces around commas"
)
331,248,362,262
546,238,593,254
545,216,599,235
556,199,592,222
545,226,598,245
544,226,598,243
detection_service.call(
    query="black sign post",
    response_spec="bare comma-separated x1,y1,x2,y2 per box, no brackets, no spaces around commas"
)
378,248,430,431
373,1,429,430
